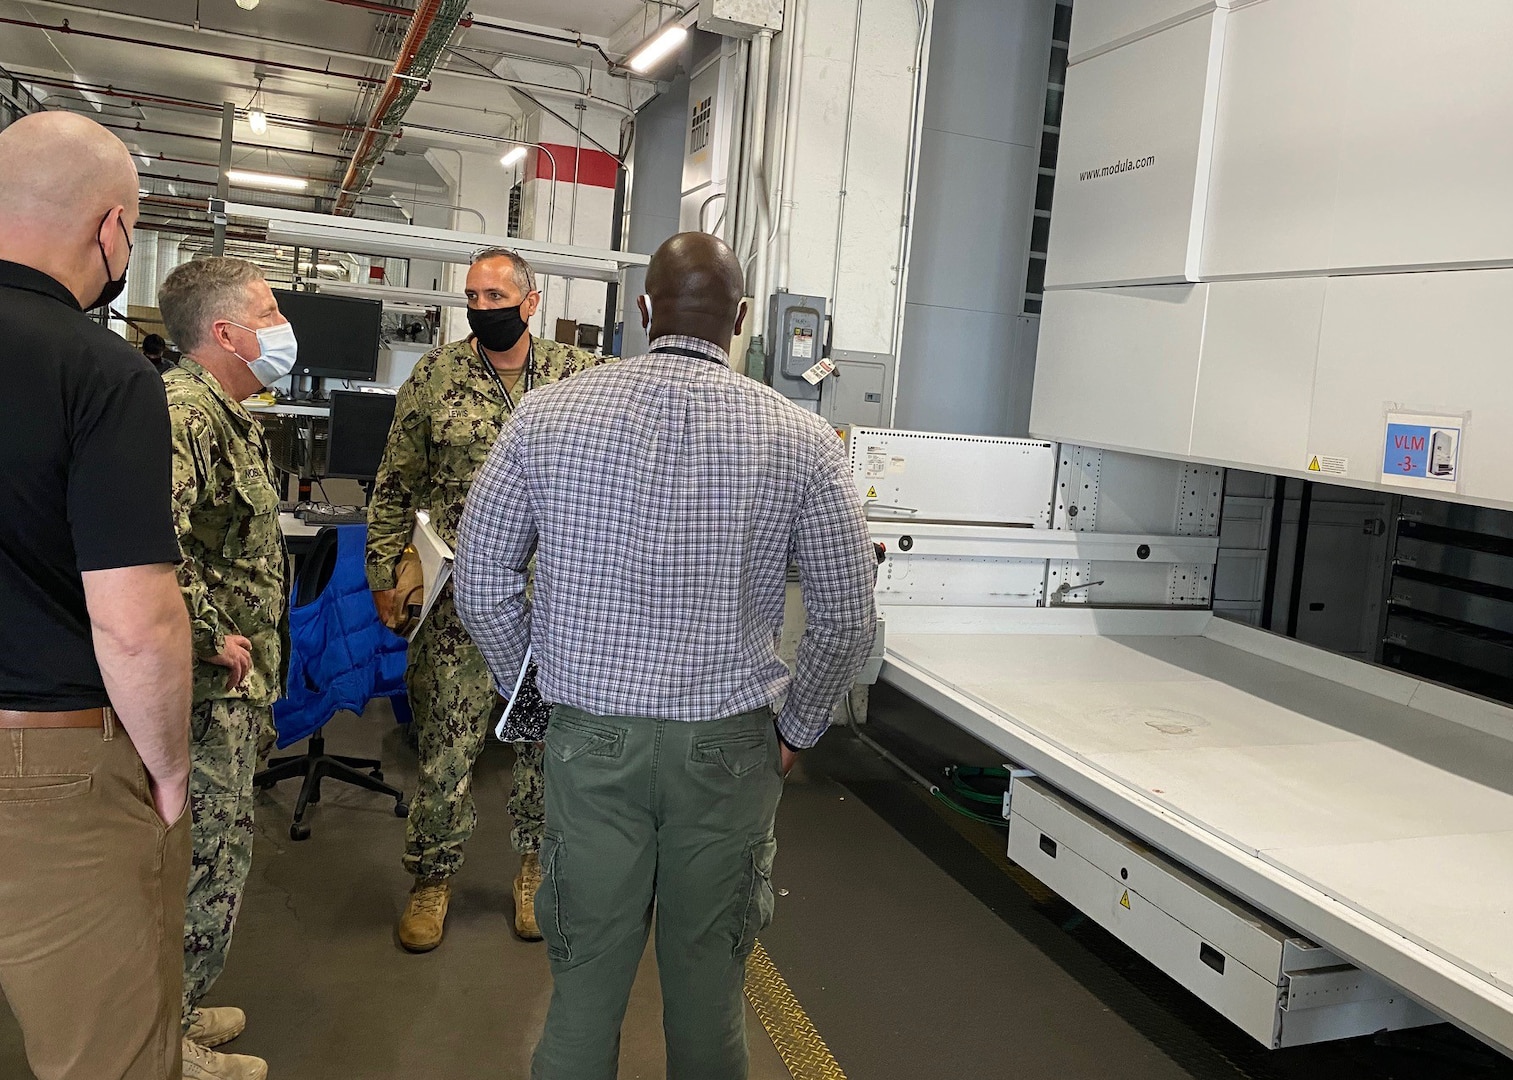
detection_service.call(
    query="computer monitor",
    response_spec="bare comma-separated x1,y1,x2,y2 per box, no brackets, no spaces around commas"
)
324,390,397,481
272,289,382,382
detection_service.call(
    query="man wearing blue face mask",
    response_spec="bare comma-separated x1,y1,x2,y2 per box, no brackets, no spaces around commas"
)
156,257,291,1080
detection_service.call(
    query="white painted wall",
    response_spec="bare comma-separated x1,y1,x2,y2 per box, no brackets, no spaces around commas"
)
776,0,927,357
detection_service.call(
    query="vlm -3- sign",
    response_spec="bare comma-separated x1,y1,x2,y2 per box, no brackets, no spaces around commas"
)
1381,411,1466,491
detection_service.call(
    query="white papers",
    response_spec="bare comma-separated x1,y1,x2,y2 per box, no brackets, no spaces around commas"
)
494,647,533,741
408,510,454,642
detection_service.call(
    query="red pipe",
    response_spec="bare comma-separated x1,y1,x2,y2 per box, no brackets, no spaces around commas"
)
335,0,442,214
0,17,384,86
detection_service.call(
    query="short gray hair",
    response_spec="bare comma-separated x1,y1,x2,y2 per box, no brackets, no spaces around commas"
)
159,257,266,354
471,246,537,295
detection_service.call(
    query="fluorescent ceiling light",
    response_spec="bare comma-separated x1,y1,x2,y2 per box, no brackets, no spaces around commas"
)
228,169,308,192
628,23,687,73
136,154,151,169
248,109,268,135
500,146,527,168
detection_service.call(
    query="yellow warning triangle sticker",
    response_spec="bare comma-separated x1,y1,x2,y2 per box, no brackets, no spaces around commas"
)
1308,456,1321,472
1120,890,1131,910
866,486,878,499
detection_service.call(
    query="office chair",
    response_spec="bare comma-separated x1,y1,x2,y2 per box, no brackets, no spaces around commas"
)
254,527,409,841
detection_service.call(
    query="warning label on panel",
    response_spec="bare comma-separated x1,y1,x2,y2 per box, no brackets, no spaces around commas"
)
1305,454,1349,476
1120,890,1131,910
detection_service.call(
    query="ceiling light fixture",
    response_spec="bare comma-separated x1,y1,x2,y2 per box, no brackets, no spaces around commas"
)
499,146,527,168
235,0,260,10
246,74,268,134
228,169,308,191
628,23,688,73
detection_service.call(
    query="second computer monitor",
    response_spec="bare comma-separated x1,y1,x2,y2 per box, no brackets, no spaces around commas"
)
325,390,398,481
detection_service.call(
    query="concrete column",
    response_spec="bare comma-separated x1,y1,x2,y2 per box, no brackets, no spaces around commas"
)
620,74,690,357
894,0,1055,436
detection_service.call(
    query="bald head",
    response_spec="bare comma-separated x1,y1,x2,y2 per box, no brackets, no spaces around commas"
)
641,232,747,352
0,112,140,308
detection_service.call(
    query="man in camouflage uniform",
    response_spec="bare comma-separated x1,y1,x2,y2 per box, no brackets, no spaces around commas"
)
159,257,291,1080
367,248,602,951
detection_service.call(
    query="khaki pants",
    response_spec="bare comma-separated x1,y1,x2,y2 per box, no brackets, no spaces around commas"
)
0,720,192,1080
532,706,785,1080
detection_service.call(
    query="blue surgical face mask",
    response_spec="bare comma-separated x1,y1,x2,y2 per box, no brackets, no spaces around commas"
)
229,320,298,386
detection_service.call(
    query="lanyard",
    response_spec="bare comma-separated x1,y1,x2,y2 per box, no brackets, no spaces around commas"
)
477,340,535,414
655,344,723,364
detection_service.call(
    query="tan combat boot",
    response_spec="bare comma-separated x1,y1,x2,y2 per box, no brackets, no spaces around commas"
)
185,1007,246,1048
181,1037,268,1080
514,852,544,941
398,876,451,952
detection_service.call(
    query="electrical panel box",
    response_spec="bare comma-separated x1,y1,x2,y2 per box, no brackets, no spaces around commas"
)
766,291,827,406
697,0,784,37
820,350,894,429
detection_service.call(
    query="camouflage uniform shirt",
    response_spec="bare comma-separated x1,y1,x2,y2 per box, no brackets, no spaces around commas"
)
366,336,602,590
165,359,287,707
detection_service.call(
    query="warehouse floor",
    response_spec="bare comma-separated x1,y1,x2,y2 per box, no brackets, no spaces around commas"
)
2,687,1509,1079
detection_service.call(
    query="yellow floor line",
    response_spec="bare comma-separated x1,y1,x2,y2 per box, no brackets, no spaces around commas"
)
744,939,849,1080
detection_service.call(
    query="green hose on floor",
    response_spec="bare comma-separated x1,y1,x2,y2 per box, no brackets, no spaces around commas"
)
933,765,1011,827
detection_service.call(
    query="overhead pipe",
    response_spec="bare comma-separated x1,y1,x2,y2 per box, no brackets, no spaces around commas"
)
773,0,808,294
140,157,334,186
19,72,363,132
320,0,418,17
335,0,470,214
830,0,866,310
0,17,384,86
96,121,354,162
739,30,774,296
462,17,623,75
13,0,634,115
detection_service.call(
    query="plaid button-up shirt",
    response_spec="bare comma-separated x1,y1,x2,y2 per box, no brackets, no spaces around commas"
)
453,335,877,749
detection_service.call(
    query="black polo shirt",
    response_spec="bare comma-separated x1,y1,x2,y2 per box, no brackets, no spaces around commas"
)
0,260,181,710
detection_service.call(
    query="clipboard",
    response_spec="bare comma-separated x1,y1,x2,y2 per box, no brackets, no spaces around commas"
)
407,510,454,641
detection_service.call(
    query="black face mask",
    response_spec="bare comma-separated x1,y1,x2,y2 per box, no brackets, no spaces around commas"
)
468,304,529,353
87,212,132,311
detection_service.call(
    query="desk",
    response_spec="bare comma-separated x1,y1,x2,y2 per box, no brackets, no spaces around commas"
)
249,402,331,417
280,512,322,581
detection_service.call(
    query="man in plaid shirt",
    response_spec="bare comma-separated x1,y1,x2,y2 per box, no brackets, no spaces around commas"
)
454,231,877,1079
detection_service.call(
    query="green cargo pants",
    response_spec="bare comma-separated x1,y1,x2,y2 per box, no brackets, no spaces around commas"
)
532,705,785,1080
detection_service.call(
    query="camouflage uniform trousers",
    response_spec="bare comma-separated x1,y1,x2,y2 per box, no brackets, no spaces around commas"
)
403,590,544,881
183,697,268,1026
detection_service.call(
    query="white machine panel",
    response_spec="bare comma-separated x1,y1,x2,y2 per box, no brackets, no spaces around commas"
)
846,428,1056,527
1031,286,1207,456
1045,11,1226,288
1068,0,1227,62
1203,0,1513,279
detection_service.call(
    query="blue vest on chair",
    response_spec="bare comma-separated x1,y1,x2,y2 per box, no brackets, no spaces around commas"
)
274,525,409,749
